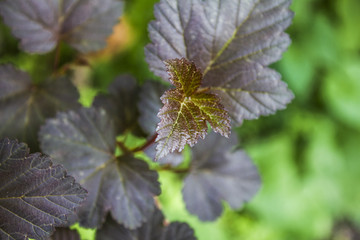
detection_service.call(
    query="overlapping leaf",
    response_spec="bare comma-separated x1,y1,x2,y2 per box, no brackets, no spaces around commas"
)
0,64,80,151
0,0,123,53
93,75,143,136
96,209,196,240
145,144,185,167
0,138,87,240
137,81,184,166
49,228,80,240
145,0,294,125
39,107,161,229
138,80,168,136
156,58,230,159
182,132,261,221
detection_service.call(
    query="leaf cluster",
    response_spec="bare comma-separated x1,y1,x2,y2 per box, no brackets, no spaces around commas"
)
0,0,293,239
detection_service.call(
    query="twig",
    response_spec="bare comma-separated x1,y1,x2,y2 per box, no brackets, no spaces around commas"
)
132,133,158,152
53,44,61,70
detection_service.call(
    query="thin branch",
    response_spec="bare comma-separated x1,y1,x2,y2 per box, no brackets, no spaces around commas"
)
116,141,131,154
132,133,158,152
53,43,61,70
154,164,190,174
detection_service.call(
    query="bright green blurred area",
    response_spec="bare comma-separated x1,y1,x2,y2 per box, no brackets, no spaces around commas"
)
154,0,360,239
1,0,360,239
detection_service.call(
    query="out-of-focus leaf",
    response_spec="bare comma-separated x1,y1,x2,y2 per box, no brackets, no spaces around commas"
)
278,10,338,102
303,15,339,66
145,143,184,167
182,132,261,221
323,60,360,130
161,222,197,240
0,0,123,53
92,75,143,136
156,58,230,160
277,44,315,101
336,0,360,51
96,209,196,240
0,64,80,151
96,211,163,240
330,220,360,240
0,138,87,240
39,107,161,229
145,0,294,125
138,80,168,136
49,228,80,240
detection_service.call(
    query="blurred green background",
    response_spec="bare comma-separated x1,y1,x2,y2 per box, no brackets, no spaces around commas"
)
1,0,360,239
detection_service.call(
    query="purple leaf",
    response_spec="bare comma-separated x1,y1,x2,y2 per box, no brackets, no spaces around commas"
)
0,0,123,53
39,107,161,229
49,228,80,240
138,80,169,136
182,132,261,221
96,209,196,240
145,0,294,125
0,64,80,151
161,222,197,240
0,138,87,240
144,143,184,167
92,75,143,136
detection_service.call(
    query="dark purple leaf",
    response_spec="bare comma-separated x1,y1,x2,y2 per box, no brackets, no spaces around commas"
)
138,80,169,136
0,64,80,151
39,107,161,229
96,211,163,240
182,132,261,221
155,58,230,160
0,0,123,53
49,228,80,240
92,75,143,136
161,222,196,240
96,209,196,240
145,0,294,125
0,138,87,240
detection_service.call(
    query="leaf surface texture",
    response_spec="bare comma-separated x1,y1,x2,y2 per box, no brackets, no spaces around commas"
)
155,58,230,159
0,0,123,53
39,107,161,229
0,138,86,240
145,0,294,125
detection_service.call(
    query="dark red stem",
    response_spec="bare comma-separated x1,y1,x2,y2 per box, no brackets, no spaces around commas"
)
117,141,131,154
132,133,158,152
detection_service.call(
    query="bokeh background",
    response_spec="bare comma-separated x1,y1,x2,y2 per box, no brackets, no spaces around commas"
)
1,0,359,239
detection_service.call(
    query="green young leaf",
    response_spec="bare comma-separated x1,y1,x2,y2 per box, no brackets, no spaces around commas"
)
39,107,161,229
155,58,231,159
0,138,87,240
145,0,294,125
